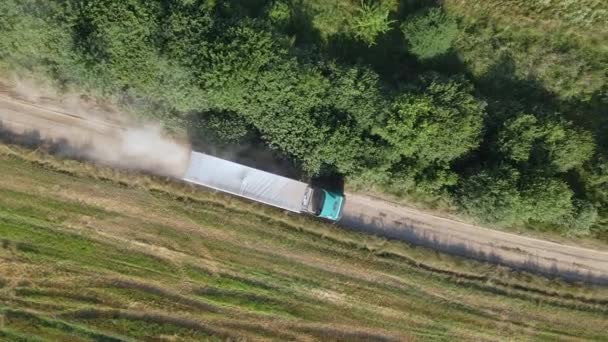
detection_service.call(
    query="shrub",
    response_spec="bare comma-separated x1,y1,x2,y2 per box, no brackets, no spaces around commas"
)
351,1,395,46
267,0,291,28
564,200,598,236
196,111,253,144
520,177,574,225
498,114,542,163
543,121,595,172
459,167,575,227
458,166,524,225
401,8,458,60
376,73,486,165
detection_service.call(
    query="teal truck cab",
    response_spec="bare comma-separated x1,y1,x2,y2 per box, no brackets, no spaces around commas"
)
303,187,345,221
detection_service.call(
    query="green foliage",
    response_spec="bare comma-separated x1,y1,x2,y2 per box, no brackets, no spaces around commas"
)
498,115,595,172
321,62,388,131
498,114,542,163
458,166,524,225
564,200,599,236
0,1,74,76
447,0,608,100
195,111,253,144
387,160,459,200
350,1,395,46
543,121,595,172
401,8,458,60
267,0,291,28
377,73,485,164
1,0,606,236
469,111,597,231
368,73,484,200
459,167,574,226
65,1,161,89
520,176,574,224
585,159,608,207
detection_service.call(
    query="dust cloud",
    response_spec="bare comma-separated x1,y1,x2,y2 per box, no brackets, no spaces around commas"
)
0,77,191,178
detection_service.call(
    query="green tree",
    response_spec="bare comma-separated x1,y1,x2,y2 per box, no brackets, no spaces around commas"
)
498,114,542,163
351,0,395,46
459,167,575,226
585,159,608,207
458,166,524,225
0,0,74,78
323,62,387,130
191,19,388,175
401,7,458,60
193,111,253,144
497,114,595,172
579,158,608,229
543,121,595,172
520,176,574,224
564,200,599,235
266,0,291,29
390,160,458,197
377,73,486,165
67,1,162,89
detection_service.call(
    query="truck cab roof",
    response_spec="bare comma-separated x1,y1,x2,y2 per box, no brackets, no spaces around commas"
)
318,190,345,221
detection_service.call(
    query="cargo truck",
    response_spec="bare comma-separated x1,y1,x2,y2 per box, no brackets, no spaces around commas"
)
182,152,345,221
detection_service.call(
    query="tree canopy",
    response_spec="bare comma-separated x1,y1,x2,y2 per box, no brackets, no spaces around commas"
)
377,74,485,165
401,8,458,60
0,0,605,237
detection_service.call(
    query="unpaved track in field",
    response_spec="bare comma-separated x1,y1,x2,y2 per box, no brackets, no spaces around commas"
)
1,94,607,285
0,93,123,140
340,196,608,284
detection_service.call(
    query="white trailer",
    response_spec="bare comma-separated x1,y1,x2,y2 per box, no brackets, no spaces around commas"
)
182,152,345,221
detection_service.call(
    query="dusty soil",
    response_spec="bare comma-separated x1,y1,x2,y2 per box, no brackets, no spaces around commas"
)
1,89,607,285
0,84,190,178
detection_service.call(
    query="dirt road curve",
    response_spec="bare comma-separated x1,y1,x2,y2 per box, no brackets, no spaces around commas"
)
1,94,607,285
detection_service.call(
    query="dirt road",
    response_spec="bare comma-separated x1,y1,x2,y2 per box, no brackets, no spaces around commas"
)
341,196,608,284
1,94,607,285
0,92,190,177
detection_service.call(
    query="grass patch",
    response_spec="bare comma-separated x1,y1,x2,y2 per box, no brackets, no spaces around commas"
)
2,308,125,342
0,214,179,279
194,287,297,317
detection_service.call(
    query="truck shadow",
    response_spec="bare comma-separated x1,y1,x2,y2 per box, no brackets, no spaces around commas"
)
339,211,608,285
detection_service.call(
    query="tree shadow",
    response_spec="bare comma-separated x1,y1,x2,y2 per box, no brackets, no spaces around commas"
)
284,0,423,85
451,53,574,172
286,0,470,87
285,0,324,48
323,29,414,85
396,0,440,19
477,53,560,129
473,52,607,161
215,0,274,19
